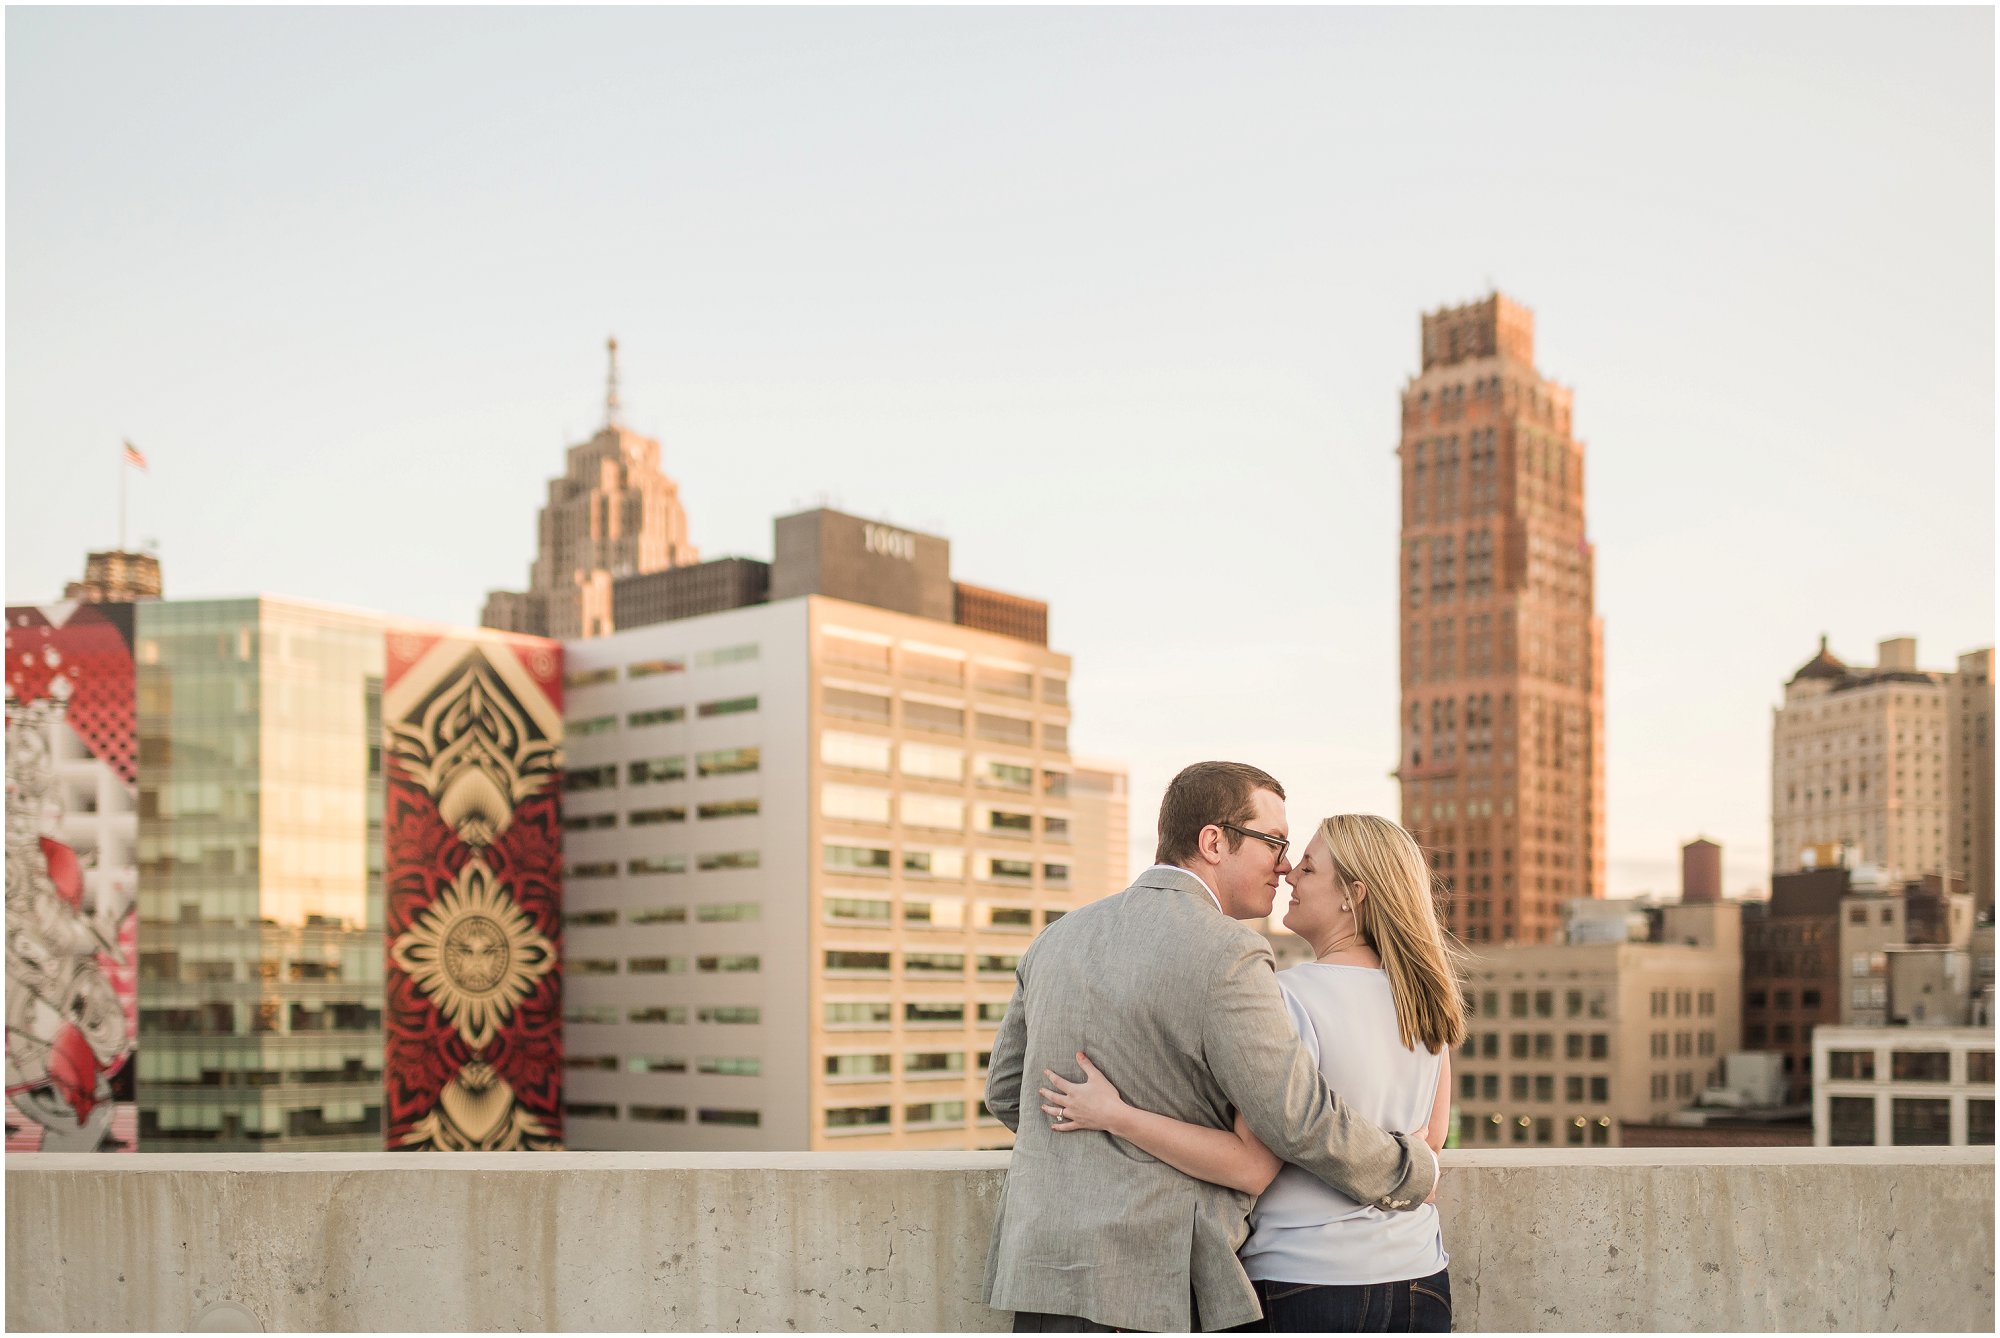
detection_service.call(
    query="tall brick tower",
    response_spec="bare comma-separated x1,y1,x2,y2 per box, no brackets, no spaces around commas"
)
1396,294,1604,944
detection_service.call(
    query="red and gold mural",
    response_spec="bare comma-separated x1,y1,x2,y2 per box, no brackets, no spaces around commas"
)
382,629,563,1150
4,603,139,1152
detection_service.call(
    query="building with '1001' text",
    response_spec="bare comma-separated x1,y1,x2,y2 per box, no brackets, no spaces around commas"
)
557,507,1127,1151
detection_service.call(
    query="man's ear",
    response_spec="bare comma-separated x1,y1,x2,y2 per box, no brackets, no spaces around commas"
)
1197,824,1223,866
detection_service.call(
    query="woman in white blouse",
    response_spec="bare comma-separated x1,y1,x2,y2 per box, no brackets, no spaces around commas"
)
1041,814,1464,1332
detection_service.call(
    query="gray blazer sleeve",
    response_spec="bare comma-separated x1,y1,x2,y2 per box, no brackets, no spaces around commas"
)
1199,937,1439,1211
983,979,1028,1132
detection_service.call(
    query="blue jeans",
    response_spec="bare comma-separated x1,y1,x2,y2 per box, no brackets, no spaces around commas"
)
1235,1268,1452,1333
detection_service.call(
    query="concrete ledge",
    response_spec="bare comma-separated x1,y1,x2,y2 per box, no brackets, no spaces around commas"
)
6,1149,1993,1331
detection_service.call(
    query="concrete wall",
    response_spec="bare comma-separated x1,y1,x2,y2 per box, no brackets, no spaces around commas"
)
6,1148,1992,1332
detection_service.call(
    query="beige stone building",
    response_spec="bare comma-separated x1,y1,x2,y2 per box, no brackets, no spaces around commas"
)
1770,637,1994,905
1454,902,1742,1147
1067,758,1132,903
1946,649,1994,914
64,548,162,603
1838,875,1976,1026
1397,293,1605,947
559,509,1121,1151
483,339,699,639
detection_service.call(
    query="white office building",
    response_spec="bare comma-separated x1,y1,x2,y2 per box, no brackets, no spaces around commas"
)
1813,1024,1995,1146
555,509,1116,1151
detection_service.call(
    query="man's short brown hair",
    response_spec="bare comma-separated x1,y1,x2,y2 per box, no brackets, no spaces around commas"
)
1154,761,1285,866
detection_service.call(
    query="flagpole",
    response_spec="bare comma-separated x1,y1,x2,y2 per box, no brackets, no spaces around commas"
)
119,448,127,553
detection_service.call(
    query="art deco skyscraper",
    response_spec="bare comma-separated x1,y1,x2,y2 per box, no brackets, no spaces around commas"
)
1397,294,1604,945
483,339,699,640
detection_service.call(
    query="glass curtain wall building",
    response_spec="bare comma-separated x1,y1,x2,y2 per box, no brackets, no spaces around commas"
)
134,598,387,1150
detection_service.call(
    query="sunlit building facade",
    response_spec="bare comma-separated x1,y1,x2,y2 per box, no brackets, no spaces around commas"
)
1068,758,1133,904
1946,649,1994,915
1772,637,1955,886
1454,901,1743,1148
1397,293,1605,946
558,509,1102,1151
132,598,388,1149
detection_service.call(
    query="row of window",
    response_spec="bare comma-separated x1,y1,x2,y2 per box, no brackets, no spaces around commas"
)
572,851,761,877
823,1050,991,1080
824,950,1019,976
819,629,1065,704
822,784,1068,840
564,747,762,791
570,955,763,976
567,896,1056,936
1647,1071,1708,1100
826,896,1060,931
566,696,760,736
137,1057,381,1087
140,954,367,985
1850,951,1893,980
563,1102,761,1126
1645,989,1716,1019
823,685,1066,750
564,903,761,927
138,1003,381,1036
826,843,1068,884
1460,1072,1612,1103
567,1054,764,1076
1405,612,1510,686
1826,1049,1994,1084
1746,1022,1814,1047
564,644,760,691
822,734,1070,796
565,1005,762,1026
1646,1031,1718,1059
1828,1095,1994,1146
825,1100,977,1131
1745,988,1824,1011
825,1000,1010,1028
1461,1031,1611,1061
141,1103,381,1140
1416,797,1513,824
565,800,760,832
1469,989,1611,1021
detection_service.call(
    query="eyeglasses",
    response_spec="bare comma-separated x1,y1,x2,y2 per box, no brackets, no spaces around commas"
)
1217,821,1290,865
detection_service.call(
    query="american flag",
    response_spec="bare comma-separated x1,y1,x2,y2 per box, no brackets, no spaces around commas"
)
122,441,147,470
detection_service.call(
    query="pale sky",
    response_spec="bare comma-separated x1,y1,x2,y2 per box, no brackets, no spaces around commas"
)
7,7,1993,898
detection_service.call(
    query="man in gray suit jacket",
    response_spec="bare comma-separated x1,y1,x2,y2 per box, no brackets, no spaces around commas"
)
982,761,1440,1332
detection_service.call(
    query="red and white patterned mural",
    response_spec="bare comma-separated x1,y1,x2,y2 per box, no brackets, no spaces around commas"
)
382,629,564,1150
5,603,139,1152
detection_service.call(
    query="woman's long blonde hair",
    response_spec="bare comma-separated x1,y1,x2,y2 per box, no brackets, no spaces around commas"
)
1319,813,1466,1054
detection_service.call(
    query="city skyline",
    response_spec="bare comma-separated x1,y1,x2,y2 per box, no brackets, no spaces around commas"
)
7,7,1993,898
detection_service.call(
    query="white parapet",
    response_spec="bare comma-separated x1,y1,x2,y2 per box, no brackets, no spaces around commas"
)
5,1148,1994,1332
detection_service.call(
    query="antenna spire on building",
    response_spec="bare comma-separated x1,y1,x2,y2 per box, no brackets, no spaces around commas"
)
605,336,622,427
